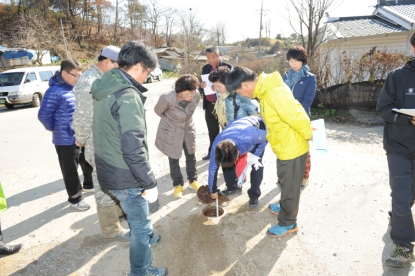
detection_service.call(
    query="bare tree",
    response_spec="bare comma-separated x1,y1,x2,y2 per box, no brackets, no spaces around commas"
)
209,21,227,46
125,0,147,37
146,0,164,47
285,0,338,57
178,8,204,67
265,18,271,39
107,0,130,45
164,6,176,47
50,0,85,45
10,13,62,64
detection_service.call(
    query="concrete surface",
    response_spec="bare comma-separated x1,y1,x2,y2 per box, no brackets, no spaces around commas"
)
349,109,384,126
0,78,413,276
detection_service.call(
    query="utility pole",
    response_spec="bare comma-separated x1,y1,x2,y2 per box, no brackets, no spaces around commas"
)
60,19,68,58
258,0,263,56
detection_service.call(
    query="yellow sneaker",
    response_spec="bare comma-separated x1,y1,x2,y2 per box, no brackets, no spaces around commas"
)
173,185,183,198
189,180,200,191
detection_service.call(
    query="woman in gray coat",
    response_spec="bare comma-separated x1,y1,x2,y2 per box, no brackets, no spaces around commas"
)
154,74,201,198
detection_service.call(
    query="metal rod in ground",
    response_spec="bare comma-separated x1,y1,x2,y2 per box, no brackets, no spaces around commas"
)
216,198,219,217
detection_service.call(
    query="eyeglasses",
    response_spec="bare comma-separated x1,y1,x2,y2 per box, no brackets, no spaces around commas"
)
67,71,81,79
145,68,151,75
179,91,195,100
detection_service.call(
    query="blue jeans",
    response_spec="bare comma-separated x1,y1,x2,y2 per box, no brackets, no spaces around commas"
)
110,188,153,276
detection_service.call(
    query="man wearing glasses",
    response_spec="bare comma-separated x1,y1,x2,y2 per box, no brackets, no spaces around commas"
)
72,46,133,241
91,41,167,276
38,58,91,211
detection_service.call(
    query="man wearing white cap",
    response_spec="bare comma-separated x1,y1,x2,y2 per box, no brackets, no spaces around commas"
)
72,46,132,241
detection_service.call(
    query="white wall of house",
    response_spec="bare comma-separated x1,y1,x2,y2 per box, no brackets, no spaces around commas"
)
321,31,414,84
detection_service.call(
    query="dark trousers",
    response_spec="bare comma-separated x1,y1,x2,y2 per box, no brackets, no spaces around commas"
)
205,101,220,154
218,152,265,201
0,220,4,248
79,147,93,189
55,145,83,204
277,152,308,226
387,153,415,251
168,143,197,187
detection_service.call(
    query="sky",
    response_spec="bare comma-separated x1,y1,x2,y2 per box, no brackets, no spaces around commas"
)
144,0,376,43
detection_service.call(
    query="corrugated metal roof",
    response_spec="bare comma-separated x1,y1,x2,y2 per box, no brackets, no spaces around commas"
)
386,4,415,21
165,50,180,57
154,47,167,53
327,16,407,38
159,56,182,60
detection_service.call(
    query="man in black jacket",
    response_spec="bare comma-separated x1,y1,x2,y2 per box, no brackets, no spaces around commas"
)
200,46,232,160
377,32,415,268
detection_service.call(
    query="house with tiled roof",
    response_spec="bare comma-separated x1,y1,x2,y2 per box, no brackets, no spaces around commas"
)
322,0,415,80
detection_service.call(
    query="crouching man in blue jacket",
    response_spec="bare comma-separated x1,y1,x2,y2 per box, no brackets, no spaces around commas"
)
208,116,267,208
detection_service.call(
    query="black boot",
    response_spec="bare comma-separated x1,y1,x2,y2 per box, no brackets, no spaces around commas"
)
388,210,392,226
0,242,22,256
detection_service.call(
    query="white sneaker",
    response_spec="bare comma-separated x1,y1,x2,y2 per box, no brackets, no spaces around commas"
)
70,200,90,211
82,188,94,193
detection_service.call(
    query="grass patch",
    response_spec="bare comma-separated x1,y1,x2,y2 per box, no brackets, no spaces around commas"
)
311,103,355,124
162,70,179,79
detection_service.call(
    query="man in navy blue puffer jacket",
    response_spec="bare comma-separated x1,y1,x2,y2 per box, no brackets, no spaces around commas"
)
208,116,267,208
38,58,91,211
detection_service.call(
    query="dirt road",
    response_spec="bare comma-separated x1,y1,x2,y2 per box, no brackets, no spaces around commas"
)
0,78,412,276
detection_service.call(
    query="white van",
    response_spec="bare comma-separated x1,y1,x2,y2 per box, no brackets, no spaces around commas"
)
0,66,60,109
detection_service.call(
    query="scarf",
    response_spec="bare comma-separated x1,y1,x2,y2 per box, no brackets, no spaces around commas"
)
179,100,189,109
213,91,229,128
284,64,310,89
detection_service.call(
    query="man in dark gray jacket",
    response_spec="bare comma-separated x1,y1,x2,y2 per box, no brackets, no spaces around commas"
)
377,32,415,268
92,41,167,276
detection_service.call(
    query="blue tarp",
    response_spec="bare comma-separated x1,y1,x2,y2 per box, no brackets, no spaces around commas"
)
3,49,34,60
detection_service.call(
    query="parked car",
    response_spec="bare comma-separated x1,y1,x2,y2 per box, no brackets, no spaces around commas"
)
146,67,162,83
0,66,60,109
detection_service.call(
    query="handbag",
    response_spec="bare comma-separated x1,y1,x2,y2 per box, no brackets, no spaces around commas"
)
0,182,7,212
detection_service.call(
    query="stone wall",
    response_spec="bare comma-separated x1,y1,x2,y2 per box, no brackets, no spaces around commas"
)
314,81,384,110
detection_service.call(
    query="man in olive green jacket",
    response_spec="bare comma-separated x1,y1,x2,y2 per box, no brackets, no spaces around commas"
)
72,46,129,241
92,41,168,276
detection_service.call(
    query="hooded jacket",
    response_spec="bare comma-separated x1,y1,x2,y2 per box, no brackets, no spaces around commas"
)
253,72,312,160
38,71,76,146
91,68,157,191
225,93,259,124
376,58,415,158
208,116,267,192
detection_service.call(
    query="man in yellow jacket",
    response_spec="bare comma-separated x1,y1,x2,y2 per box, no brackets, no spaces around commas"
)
226,66,312,238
